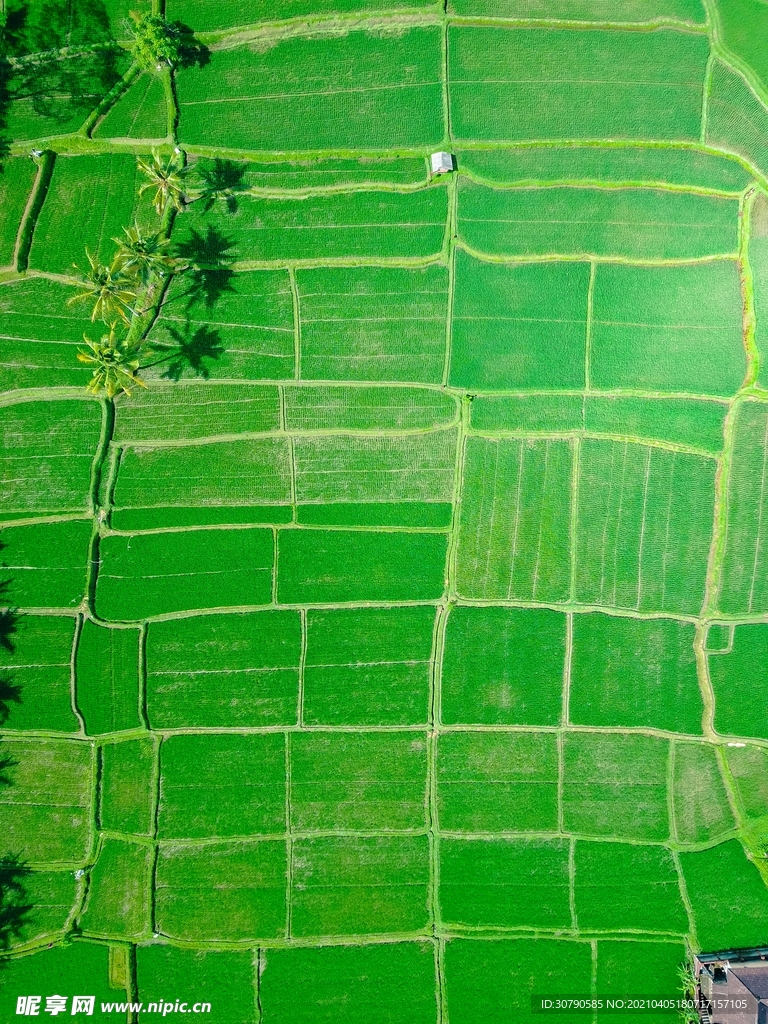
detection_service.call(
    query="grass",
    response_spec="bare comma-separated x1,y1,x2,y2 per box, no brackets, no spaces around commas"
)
100,737,156,836
1,615,79,733
448,27,709,142
176,29,443,152
146,610,302,727
158,732,287,838
75,619,142,734
3,0,768,1014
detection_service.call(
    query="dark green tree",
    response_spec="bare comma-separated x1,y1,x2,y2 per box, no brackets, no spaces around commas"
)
129,12,183,72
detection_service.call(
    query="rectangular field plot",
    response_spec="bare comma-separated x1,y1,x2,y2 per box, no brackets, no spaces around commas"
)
726,744,768,832
574,842,688,934
584,396,728,455
291,835,430,937
0,158,37,267
96,527,274,620
591,262,745,396
176,29,443,152
113,383,280,442
0,399,101,516
113,437,291,514
680,840,768,951
440,837,570,929
93,72,168,140
562,733,670,841
1,520,91,609
146,610,301,728
574,439,715,615
459,145,749,193
79,837,152,940
136,946,257,1024
450,254,589,390
158,733,286,839
449,27,708,143
296,501,451,528
437,731,559,832
718,402,768,614
441,606,566,726
672,741,735,844
155,840,287,942
174,187,448,263
293,431,456,505
0,943,117,1024
297,265,448,383
4,50,131,143
751,193,768,389
151,270,294,382
471,394,583,434
0,738,93,864
168,0,438,31
449,0,704,20
569,613,702,733
0,278,94,392
284,385,456,432
75,620,141,735
100,738,156,837
707,61,768,180
444,938,593,1024
303,606,435,726
259,942,436,1024
13,870,79,948
291,731,427,832
596,940,685,1024
277,529,447,603
29,153,145,275
709,623,768,739
190,154,428,192
455,437,573,602
458,181,739,259
1,614,79,733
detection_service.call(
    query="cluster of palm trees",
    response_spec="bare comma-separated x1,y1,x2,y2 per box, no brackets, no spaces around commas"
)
70,150,190,397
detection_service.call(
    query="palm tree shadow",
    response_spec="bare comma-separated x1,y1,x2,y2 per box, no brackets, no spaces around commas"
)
195,158,249,214
173,224,237,310
147,324,225,381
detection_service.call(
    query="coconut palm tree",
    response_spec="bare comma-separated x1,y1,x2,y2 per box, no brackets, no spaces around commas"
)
77,325,149,398
67,251,138,324
113,224,175,286
137,149,188,216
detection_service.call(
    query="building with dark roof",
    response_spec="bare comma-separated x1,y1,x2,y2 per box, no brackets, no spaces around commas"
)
696,949,768,1023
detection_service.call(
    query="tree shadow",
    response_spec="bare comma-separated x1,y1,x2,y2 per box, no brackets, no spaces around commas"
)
172,21,210,70
2,0,121,138
0,3,27,162
173,225,237,309
24,0,112,53
0,586,17,655
195,158,249,214
0,855,32,956
0,543,30,961
148,324,225,381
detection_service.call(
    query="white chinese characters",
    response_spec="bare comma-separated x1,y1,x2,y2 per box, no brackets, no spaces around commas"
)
15,996,95,1017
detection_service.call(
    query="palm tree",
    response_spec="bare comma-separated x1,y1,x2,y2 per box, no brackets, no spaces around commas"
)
77,325,149,398
68,251,138,324
137,149,188,216
113,224,175,286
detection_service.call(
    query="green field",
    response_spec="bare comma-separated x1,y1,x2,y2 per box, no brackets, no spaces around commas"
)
1,0,768,1021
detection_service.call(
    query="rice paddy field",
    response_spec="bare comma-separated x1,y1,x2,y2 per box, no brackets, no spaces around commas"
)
2,0,768,1021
